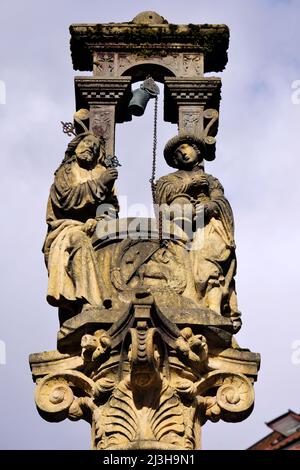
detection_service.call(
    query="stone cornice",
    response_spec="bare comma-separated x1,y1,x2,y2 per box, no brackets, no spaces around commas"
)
70,23,229,73
165,77,221,103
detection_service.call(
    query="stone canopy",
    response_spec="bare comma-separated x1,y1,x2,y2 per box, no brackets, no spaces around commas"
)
70,14,230,75
29,11,259,452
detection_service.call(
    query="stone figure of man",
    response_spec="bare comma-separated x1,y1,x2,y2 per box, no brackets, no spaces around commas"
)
43,132,119,318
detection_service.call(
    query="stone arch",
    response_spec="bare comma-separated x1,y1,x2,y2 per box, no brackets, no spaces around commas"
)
120,62,176,84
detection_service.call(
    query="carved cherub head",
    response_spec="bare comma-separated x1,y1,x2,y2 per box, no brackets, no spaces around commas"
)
164,133,207,170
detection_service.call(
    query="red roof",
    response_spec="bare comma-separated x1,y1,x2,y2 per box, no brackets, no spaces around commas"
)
248,410,300,450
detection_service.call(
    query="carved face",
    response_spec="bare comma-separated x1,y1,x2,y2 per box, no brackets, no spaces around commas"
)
174,143,199,169
75,135,99,166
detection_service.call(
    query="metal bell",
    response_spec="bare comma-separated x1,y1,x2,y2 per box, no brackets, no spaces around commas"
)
129,88,151,116
128,77,160,116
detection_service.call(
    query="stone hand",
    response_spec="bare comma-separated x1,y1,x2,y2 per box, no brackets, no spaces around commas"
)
189,173,209,189
100,169,118,189
203,201,219,218
82,218,98,236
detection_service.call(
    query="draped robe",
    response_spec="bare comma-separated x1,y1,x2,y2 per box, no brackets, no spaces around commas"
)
43,159,118,309
156,168,236,307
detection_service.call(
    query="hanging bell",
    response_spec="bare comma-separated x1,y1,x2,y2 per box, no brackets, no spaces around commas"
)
128,77,160,116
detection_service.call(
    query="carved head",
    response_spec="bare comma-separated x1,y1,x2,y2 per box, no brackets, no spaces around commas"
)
174,143,200,169
75,134,99,167
164,133,206,170
56,132,106,174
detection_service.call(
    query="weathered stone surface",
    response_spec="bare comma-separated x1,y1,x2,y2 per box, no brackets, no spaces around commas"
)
30,295,260,448
70,19,229,73
43,131,119,316
132,11,168,25
30,11,259,451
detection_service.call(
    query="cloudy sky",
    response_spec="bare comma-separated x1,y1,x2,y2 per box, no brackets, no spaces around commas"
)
0,0,299,450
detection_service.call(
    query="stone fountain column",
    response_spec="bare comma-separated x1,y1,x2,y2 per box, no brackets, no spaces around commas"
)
30,11,260,451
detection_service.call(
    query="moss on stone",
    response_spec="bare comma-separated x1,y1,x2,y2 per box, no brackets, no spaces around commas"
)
70,23,230,72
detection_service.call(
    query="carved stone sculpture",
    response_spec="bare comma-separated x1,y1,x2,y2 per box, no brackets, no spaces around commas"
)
156,133,241,329
29,11,260,451
43,132,118,320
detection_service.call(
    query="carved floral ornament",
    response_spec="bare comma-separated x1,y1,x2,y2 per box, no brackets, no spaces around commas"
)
93,52,204,78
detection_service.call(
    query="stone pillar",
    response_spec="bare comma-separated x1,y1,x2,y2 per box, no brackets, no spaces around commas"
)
164,77,221,159
75,77,132,156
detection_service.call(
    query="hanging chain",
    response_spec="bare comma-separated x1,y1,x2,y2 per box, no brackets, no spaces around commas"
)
150,95,158,207
149,96,163,244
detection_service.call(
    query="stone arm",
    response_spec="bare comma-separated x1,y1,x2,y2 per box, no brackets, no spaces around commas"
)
202,176,225,218
155,173,190,205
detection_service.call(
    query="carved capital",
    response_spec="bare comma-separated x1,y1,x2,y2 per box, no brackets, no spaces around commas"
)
31,303,259,449
164,77,221,118
75,76,132,123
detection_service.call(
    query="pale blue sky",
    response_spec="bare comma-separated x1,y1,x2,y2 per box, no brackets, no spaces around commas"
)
0,0,299,450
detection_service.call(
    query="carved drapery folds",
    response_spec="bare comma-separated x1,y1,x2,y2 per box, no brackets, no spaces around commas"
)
30,11,260,451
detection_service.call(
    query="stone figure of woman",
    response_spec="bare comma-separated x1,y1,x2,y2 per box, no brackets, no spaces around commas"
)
155,133,241,330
